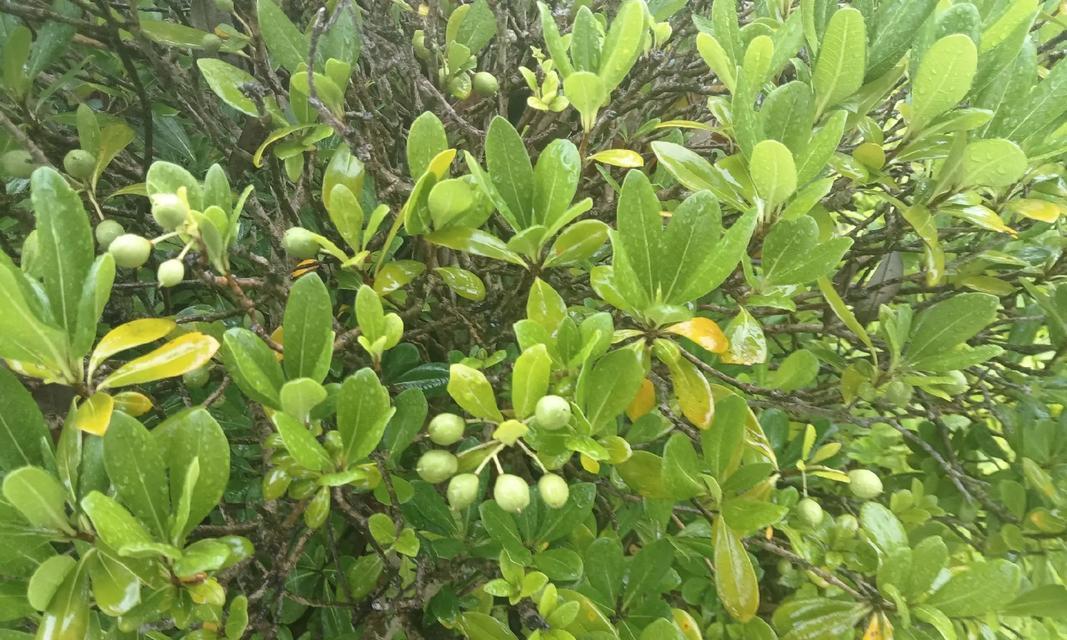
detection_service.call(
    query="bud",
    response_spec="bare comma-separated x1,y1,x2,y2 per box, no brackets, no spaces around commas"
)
201,33,222,54
472,71,499,97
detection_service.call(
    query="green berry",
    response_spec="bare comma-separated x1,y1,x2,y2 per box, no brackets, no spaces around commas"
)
1,150,36,179
535,395,571,430
428,413,465,446
157,258,185,288
63,149,96,181
848,469,883,500
283,227,320,259
109,234,153,269
151,193,190,230
472,71,499,97
494,474,530,514
447,473,480,510
796,498,824,526
835,514,859,538
201,33,222,54
94,220,125,250
182,365,210,388
538,473,569,509
416,450,458,484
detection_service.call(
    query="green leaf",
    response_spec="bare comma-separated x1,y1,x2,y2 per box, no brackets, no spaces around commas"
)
760,81,814,155
812,8,866,118
533,138,581,227
153,407,229,540
864,0,938,80
909,34,978,133
103,413,170,538
406,112,448,179
427,226,527,266
447,363,503,422
256,0,309,71
197,59,260,116
2,466,73,534
615,171,662,301
526,277,567,330
578,348,643,432
283,273,334,383
927,559,1021,617
621,538,674,611
762,217,852,286
750,140,797,209
220,327,284,408
564,71,606,132
702,394,747,478
904,292,998,363
89,547,140,616
711,0,742,66
382,388,428,463
543,219,609,268
485,117,534,228
1002,585,1067,618
661,432,705,500
478,501,532,564
30,167,94,340
959,138,1027,188
722,498,788,533
0,367,51,472
796,109,847,184
71,254,115,359
459,611,520,640
81,491,154,549
767,349,819,391
512,344,550,420
571,6,604,72
537,2,574,77
696,32,736,93
37,555,90,640
273,411,332,472
714,517,759,621
433,266,486,301
337,368,394,464
452,0,496,54
859,502,907,553
28,554,76,611
597,0,646,93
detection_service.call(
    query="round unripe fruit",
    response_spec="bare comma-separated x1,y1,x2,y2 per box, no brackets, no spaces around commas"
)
535,395,571,430
796,498,824,526
182,365,210,388
472,71,498,96
447,473,480,510
283,227,320,259
95,219,125,249
538,473,569,509
109,234,153,268
848,469,883,500
412,31,429,61
835,514,859,538
157,258,185,288
201,34,222,54
428,413,465,446
416,450,458,484
151,193,190,230
63,149,96,180
494,474,530,514
447,74,472,100
1,150,35,178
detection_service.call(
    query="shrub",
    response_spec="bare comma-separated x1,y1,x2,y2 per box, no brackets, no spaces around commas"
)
1,1,1066,639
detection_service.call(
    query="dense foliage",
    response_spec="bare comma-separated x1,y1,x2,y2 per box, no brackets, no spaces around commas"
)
2,0,1067,638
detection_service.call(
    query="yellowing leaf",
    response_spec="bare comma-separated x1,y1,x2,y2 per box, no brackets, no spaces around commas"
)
427,148,457,179
98,332,220,390
626,378,656,421
580,454,600,473
1008,198,1063,223
721,308,766,365
666,317,729,354
655,119,714,131
588,149,644,167
90,318,177,379
111,391,153,417
4,358,65,383
74,392,114,435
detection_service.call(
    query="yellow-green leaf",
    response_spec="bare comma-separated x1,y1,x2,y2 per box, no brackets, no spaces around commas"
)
90,318,177,379
666,317,729,355
98,332,219,390
588,149,644,167
713,516,759,621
